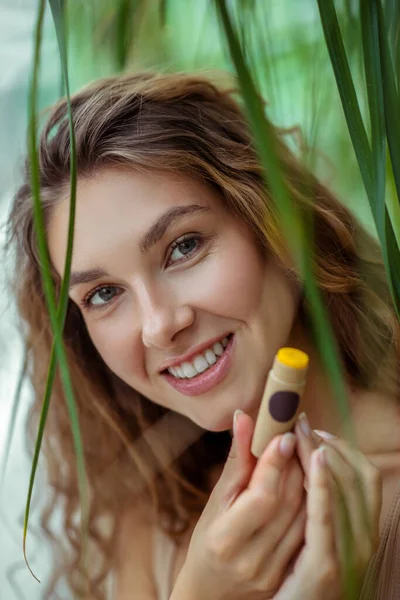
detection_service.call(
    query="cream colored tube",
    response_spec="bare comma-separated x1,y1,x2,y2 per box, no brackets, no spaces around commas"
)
251,348,309,458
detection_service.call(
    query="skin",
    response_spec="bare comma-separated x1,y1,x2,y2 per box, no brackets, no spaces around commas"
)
48,167,400,598
49,168,301,432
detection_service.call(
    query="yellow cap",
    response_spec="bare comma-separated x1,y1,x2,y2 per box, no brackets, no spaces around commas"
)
277,347,309,370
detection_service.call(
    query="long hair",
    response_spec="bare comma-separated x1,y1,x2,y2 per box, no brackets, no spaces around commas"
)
7,71,399,598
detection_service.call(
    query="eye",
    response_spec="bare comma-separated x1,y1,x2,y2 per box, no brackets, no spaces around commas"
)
168,234,202,265
82,285,122,310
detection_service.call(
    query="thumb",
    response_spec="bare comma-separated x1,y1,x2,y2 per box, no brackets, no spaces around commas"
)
218,410,257,508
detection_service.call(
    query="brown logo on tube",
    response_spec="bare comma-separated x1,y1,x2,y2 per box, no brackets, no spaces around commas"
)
251,347,309,458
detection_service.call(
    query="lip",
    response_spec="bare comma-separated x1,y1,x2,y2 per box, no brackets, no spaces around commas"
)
162,333,235,396
159,332,233,372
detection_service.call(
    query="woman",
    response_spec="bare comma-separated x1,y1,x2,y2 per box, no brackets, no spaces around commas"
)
8,72,400,599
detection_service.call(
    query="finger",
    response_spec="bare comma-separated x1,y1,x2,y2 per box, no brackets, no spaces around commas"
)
238,457,304,548
305,447,335,558
316,434,382,546
247,458,305,546
212,436,299,554
248,432,297,494
241,505,306,594
216,411,257,509
295,413,322,487
324,445,378,565
260,505,306,590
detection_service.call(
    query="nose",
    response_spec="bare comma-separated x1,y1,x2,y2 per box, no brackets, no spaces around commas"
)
139,284,195,349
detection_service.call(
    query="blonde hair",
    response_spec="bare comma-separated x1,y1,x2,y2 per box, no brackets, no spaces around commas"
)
8,71,399,598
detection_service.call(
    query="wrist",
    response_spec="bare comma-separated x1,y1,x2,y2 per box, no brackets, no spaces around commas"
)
169,567,203,600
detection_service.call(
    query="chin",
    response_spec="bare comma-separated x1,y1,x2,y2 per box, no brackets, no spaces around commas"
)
201,414,235,433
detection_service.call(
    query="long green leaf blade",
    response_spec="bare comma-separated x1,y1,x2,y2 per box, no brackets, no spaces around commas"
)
376,2,400,215
361,0,386,229
317,0,400,319
24,0,87,583
49,0,89,580
22,351,57,583
317,0,373,191
24,0,47,578
215,0,351,428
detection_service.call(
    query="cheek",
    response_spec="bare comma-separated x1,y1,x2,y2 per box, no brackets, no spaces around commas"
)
192,241,266,318
85,312,141,378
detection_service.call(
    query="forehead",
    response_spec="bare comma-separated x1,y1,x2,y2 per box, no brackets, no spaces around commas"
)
47,168,223,274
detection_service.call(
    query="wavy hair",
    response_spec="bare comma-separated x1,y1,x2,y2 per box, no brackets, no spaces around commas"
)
7,71,400,598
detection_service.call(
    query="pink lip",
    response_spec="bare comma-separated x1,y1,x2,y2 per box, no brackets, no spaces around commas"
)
162,334,235,396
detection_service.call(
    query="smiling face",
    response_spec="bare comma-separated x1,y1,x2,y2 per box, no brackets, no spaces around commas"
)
48,168,301,431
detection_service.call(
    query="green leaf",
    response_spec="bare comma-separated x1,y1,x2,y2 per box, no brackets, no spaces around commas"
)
359,1,400,315
384,0,400,81
317,0,400,320
215,0,351,428
23,350,57,583
24,0,47,579
361,1,385,225
376,1,400,222
23,0,87,583
160,0,167,27
116,0,133,70
317,0,373,190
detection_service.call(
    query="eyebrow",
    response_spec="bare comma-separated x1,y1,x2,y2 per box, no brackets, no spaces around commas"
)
138,203,210,253
69,203,210,290
69,268,109,289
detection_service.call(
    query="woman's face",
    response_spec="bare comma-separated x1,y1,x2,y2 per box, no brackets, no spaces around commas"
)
48,168,301,431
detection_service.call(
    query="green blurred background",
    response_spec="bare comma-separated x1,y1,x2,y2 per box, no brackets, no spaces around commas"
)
41,0,376,229
0,1,382,597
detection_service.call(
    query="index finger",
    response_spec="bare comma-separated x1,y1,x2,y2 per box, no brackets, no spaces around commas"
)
248,432,297,494
315,436,382,537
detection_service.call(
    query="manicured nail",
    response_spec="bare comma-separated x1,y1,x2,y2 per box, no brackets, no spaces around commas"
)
298,412,311,437
317,446,327,466
279,432,296,457
314,429,337,440
233,409,243,436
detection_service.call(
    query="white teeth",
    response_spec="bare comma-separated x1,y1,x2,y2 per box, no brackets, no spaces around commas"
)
212,341,224,356
193,355,209,373
168,365,184,377
182,362,197,378
166,335,232,380
175,365,185,378
205,349,217,365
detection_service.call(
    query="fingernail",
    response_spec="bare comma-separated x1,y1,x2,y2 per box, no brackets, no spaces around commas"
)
233,409,243,436
279,432,296,457
298,412,311,437
314,429,337,440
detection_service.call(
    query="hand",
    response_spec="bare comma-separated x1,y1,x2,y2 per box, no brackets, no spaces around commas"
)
175,411,306,600
272,414,382,600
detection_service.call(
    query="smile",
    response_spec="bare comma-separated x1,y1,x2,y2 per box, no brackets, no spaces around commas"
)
167,335,230,378
162,333,235,396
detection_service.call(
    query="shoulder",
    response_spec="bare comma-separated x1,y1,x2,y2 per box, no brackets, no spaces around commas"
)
113,502,158,600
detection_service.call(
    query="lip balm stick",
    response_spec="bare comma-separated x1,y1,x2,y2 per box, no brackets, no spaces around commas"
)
251,347,309,458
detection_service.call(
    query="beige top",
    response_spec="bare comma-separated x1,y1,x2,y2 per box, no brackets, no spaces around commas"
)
360,484,400,599
152,486,400,600
105,526,178,600
106,485,400,599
